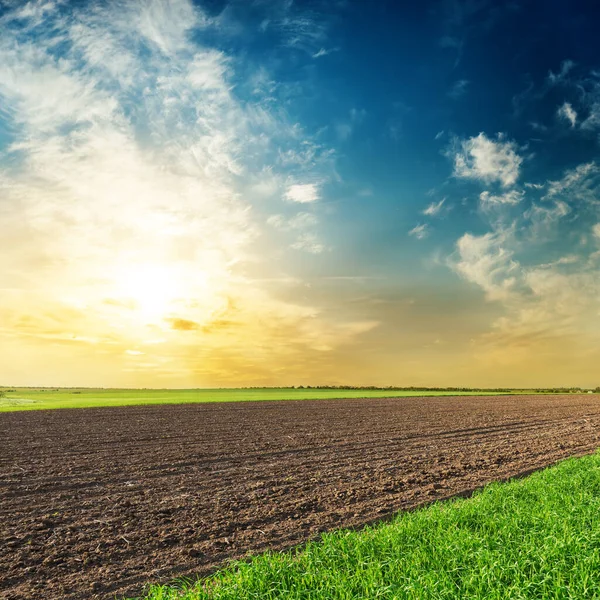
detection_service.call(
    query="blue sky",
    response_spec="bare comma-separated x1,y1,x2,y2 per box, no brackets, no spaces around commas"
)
1,0,599,387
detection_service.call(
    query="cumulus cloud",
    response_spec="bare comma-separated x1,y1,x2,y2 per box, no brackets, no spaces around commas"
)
449,158,600,377
451,132,523,187
284,183,320,203
557,102,577,127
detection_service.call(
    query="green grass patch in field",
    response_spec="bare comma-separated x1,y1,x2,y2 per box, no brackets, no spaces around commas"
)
136,452,600,599
0,387,518,412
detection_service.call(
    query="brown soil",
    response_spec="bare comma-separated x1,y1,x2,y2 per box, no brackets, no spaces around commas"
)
2,394,600,599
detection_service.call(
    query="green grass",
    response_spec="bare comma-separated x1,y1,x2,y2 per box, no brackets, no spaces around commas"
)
0,387,519,412
135,452,600,600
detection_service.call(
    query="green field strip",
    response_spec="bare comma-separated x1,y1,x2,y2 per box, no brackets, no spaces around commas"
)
0,388,520,412
135,451,600,600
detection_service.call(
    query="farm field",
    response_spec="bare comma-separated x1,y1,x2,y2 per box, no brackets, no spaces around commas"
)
140,451,600,599
1,394,600,599
0,387,522,412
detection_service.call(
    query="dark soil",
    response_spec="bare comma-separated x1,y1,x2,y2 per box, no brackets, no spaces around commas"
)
2,394,600,599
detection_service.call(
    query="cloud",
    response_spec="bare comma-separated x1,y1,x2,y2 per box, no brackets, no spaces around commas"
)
479,190,524,205
0,0,379,387
168,318,199,331
452,229,519,301
581,103,600,131
284,183,320,203
448,157,600,379
312,47,338,58
267,212,318,231
451,132,522,187
545,162,600,201
423,198,446,216
448,79,469,99
409,224,429,240
335,107,366,141
268,212,325,253
557,102,577,127
291,233,326,254
547,59,575,85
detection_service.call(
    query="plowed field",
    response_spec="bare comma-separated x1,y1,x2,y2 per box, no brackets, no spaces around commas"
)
2,394,600,600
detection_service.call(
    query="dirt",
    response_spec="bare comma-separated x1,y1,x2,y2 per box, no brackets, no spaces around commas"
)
2,394,600,600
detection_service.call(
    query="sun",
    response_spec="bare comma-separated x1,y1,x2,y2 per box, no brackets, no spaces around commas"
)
113,263,185,322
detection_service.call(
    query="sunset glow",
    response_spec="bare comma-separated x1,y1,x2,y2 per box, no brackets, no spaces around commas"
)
1,1,599,388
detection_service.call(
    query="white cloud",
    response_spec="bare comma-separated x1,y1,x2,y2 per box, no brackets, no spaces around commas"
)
135,0,208,55
479,190,524,205
267,212,317,231
557,102,577,127
452,132,522,187
525,201,571,238
0,0,383,385
291,233,326,254
312,47,338,59
593,223,600,239
268,212,324,253
423,198,446,216
452,229,519,302
545,162,600,200
409,224,429,240
284,183,320,203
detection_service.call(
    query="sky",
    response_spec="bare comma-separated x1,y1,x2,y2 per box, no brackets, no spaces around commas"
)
1,0,600,388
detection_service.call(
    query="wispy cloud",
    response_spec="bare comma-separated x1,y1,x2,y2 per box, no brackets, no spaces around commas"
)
448,79,469,99
547,59,575,85
409,224,430,240
545,162,599,201
423,198,446,216
557,102,577,127
267,211,325,253
335,108,366,141
452,228,519,301
291,233,327,254
312,47,338,58
0,0,375,386
479,190,524,205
